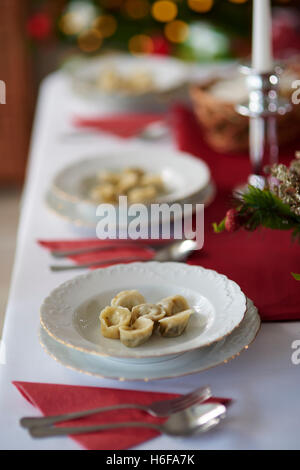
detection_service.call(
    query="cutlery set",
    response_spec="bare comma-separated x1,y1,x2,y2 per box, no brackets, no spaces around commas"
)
49,239,197,272
60,120,169,142
20,386,228,439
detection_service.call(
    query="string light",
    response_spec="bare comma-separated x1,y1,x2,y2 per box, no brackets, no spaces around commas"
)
164,20,189,43
128,34,154,55
77,29,102,52
152,1,178,23
188,0,214,12
124,0,149,19
93,15,117,37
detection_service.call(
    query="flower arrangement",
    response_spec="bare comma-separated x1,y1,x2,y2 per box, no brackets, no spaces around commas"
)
213,153,300,279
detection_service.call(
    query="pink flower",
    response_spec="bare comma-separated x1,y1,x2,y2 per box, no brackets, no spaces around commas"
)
224,209,240,233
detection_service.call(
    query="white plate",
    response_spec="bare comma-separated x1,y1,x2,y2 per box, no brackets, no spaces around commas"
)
51,149,210,206
45,181,216,231
69,53,190,110
39,298,260,381
40,262,246,359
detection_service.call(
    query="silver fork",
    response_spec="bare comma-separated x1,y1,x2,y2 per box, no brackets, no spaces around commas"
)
50,243,156,259
28,402,226,438
50,255,150,271
20,385,211,429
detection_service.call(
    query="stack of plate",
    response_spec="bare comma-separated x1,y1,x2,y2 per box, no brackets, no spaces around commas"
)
67,53,190,112
39,262,261,381
45,148,216,233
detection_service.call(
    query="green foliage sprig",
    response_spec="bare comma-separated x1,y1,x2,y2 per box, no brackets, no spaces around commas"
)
213,185,300,241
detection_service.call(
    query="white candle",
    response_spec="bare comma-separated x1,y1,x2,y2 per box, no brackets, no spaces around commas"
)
252,0,273,73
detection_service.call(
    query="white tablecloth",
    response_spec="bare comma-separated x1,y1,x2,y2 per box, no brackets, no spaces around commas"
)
0,72,299,450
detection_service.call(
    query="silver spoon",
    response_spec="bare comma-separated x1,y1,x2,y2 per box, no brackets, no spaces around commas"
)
28,402,226,438
137,121,169,140
50,239,198,272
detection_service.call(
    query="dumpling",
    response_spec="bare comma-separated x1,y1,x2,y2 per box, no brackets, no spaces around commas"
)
111,290,145,311
127,185,157,204
119,317,154,348
117,171,140,194
90,183,117,204
123,167,145,178
131,303,166,323
97,169,121,185
97,67,120,92
158,309,194,337
127,69,154,94
100,306,131,339
158,295,190,316
140,174,165,193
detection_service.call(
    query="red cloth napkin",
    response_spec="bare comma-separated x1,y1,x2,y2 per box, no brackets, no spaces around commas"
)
73,113,164,138
14,382,231,450
38,239,167,268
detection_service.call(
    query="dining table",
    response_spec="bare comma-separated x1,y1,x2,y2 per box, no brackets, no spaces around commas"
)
0,69,299,450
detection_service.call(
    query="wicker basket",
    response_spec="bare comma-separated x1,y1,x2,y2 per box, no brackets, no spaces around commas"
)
190,64,300,153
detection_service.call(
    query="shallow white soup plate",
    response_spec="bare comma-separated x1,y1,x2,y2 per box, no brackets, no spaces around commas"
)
40,262,246,360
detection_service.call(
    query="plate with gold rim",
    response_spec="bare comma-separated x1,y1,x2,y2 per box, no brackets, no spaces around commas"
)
39,298,260,381
45,181,216,231
69,53,190,111
40,262,246,360
51,149,211,207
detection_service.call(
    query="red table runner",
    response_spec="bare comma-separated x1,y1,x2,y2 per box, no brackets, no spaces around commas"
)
172,105,300,322
42,106,300,321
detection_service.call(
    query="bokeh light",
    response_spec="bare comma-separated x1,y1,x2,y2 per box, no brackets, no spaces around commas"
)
188,0,214,13
186,21,230,59
59,1,98,36
228,0,248,4
124,0,150,19
129,34,154,54
77,29,103,52
152,1,178,23
93,15,117,37
164,20,189,43
101,0,123,8
60,13,84,35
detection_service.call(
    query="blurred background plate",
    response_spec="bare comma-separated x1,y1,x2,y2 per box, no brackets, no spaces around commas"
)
51,148,211,205
69,53,191,111
45,180,216,232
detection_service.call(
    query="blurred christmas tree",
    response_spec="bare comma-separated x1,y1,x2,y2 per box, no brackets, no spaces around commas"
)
26,0,299,62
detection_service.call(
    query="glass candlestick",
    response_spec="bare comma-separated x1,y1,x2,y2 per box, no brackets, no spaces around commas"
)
235,64,291,193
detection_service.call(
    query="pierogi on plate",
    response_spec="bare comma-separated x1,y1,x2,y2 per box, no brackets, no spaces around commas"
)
99,290,194,348
89,167,166,205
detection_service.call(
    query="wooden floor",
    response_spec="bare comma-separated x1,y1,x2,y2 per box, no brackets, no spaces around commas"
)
0,189,20,337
